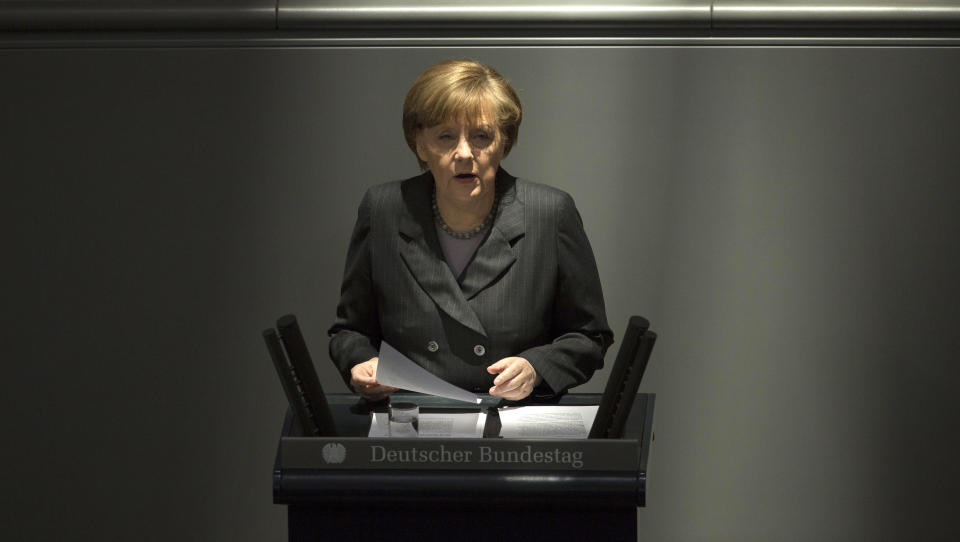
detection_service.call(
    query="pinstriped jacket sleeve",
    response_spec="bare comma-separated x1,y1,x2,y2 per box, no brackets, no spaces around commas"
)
328,188,381,386
516,191,613,394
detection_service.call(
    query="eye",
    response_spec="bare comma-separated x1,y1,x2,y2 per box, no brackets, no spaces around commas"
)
438,133,454,141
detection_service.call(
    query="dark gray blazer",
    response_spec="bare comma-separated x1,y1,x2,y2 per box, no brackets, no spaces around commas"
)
328,168,613,396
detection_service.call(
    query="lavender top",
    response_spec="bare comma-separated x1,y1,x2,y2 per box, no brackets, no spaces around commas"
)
435,222,489,279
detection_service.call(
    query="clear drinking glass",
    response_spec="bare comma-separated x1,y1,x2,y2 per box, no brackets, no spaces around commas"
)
388,402,419,437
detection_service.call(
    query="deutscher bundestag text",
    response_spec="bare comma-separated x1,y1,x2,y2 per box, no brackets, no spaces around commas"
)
370,444,584,469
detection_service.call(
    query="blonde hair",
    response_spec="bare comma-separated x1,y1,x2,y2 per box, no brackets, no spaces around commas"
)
403,59,522,170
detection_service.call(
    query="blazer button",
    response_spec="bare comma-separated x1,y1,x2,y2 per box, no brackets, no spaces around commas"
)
473,344,486,357
427,340,439,353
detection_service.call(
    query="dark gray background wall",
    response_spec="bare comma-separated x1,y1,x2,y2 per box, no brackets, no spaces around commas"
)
3,46,959,540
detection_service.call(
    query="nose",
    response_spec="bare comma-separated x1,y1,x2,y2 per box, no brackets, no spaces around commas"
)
453,135,473,161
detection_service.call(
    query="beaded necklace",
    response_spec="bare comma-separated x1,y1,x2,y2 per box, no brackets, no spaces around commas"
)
431,187,499,240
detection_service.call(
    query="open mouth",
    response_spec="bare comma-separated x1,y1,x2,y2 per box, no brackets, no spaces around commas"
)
455,173,477,180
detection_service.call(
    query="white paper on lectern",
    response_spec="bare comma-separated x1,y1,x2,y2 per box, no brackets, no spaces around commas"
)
497,405,600,439
375,341,482,404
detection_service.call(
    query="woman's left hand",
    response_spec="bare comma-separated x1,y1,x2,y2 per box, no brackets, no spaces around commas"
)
487,357,539,400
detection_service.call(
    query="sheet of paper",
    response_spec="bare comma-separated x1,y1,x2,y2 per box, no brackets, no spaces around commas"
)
497,405,599,439
376,341,481,404
368,411,487,438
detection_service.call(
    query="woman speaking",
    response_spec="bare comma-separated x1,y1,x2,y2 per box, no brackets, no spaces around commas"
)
328,59,612,402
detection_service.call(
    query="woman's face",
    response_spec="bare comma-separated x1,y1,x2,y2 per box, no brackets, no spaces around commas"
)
416,113,503,206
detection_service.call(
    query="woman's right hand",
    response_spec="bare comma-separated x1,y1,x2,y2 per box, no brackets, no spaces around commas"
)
349,357,398,401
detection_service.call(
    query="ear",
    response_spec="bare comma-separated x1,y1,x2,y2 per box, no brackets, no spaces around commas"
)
491,134,507,162
415,134,427,162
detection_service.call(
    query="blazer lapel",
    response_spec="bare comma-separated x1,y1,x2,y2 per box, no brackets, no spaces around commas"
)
459,171,525,300
397,173,488,337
